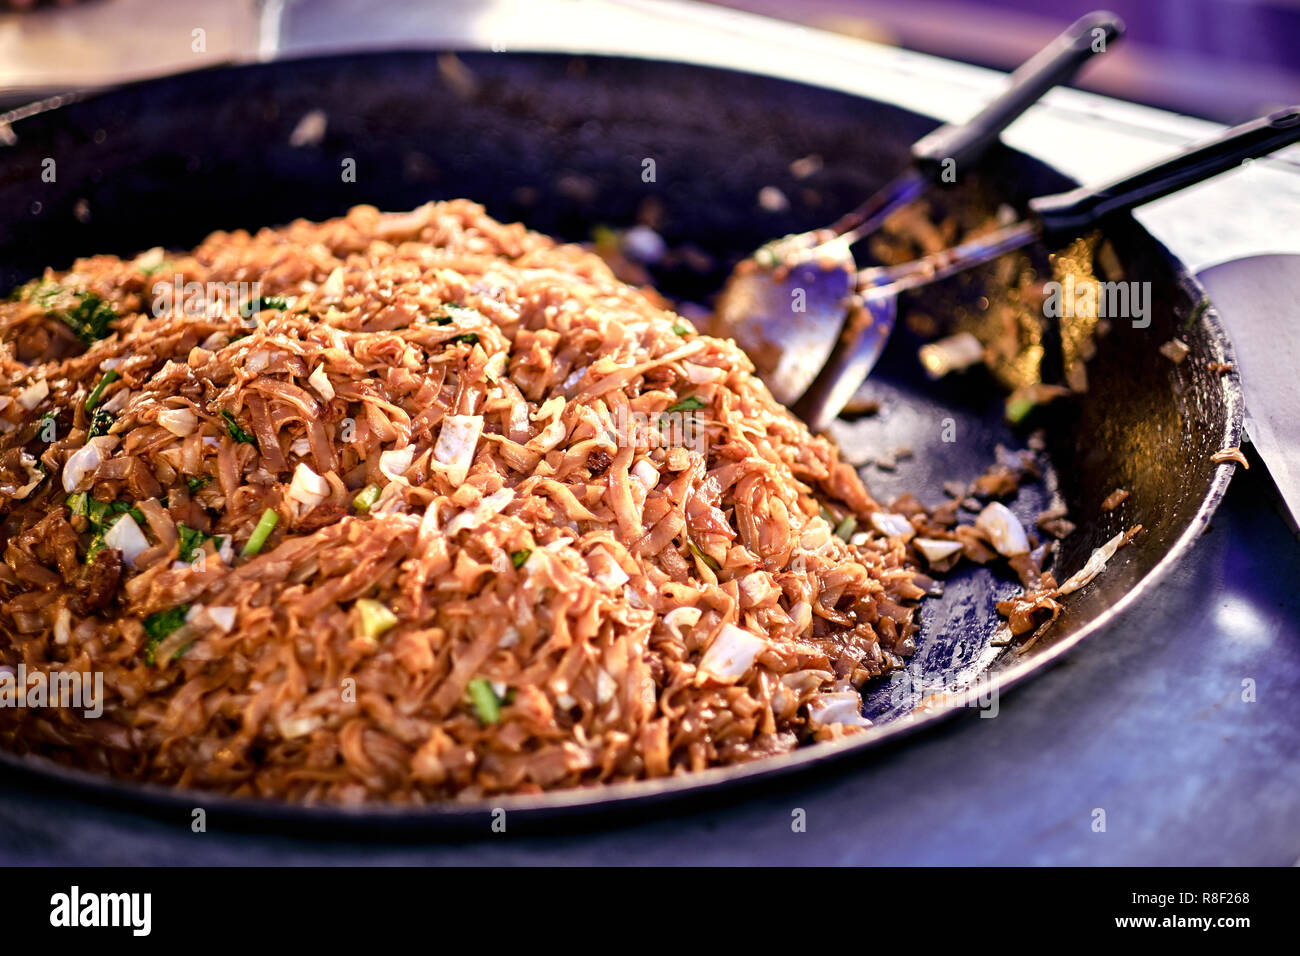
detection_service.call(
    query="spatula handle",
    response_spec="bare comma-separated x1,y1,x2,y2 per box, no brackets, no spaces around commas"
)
1031,106,1300,244
912,11,1124,177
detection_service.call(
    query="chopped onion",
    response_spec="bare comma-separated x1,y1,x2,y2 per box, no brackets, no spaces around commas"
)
631,459,659,494
663,606,702,639
788,600,813,635
918,331,984,380
103,513,149,567
975,502,1030,556
808,691,873,728
53,605,71,645
526,397,566,453
101,388,131,414
915,537,963,563
320,266,345,301
870,511,915,541
370,480,408,516
589,547,630,589
308,364,335,400
280,714,323,739
444,487,513,536
378,447,414,482
157,407,198,437
62,435,118,493
13,451,44,499
698,623,765,683
287,462,330,508
684,362,725,384
434,415,483,485
1058,528,1129,595
596,668,618,705
134,246,165,272
202,606,236,633
16,378,48,410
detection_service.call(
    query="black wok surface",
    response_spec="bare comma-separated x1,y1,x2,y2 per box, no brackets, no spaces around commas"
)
0,50,1242,829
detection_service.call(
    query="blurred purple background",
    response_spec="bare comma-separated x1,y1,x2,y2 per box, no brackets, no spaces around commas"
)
712,0,1300,122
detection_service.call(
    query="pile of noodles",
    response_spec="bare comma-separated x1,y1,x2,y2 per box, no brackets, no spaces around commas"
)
0,200,977,804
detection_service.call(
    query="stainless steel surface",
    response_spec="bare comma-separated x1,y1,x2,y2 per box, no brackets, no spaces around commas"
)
712,237,858,407
1198,254,1300,532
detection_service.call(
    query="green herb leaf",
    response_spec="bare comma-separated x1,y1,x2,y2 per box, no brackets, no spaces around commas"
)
88,407,114,438
143,604,190,665
665,395,707,414
221,410,257,446
511,549,531,570
177,524,209,563
86,498,111,525
467,677,501,725
671,322,692,337
433,304,483,326
53,290,117,343
449,332,480,345
239,295,290,318
186,475,210,493
109,499,145,524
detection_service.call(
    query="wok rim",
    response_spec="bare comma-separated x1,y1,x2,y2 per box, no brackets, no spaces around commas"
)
0,48,1246,830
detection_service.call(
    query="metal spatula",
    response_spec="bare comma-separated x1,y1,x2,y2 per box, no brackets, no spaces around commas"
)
713,10,1124,406
792,105,1300,433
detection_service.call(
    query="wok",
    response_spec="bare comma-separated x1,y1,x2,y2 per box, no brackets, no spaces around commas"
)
0,50,1242,831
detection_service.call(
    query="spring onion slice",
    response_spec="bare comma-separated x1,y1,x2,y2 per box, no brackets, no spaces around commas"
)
467,677,501,725
241,507,279,557
355,597,399,639
84,370,119,411
352,484,381,512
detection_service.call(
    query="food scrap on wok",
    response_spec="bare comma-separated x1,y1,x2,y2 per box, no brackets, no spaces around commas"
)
0,201,1085,803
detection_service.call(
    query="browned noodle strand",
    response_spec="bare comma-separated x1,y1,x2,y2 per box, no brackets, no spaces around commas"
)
0,200,940,804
